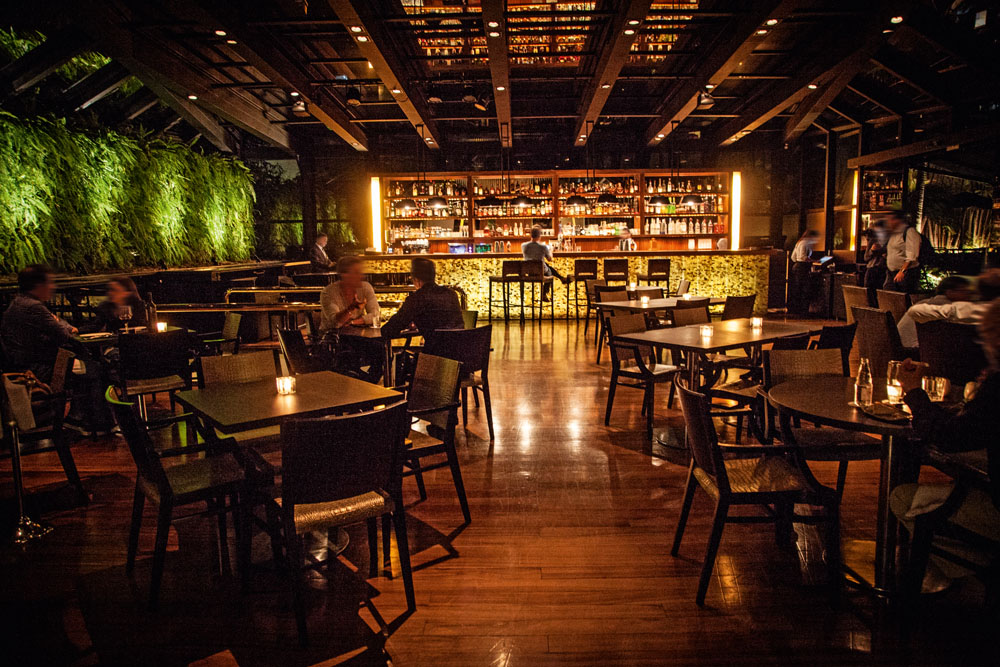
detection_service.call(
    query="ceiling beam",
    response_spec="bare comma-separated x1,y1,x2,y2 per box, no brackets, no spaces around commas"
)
573,0,652,147
644,0,800,146
846,79,911,117
116,88,159,121
783,31,884,143
73,0,290,150
826,101,867,126
480,0,511,148
847,122,1000,168
60,61,131,112
895,6,1000,80
870,44,952,105
182,0,368,151
0,29,94,101
326,0,441,148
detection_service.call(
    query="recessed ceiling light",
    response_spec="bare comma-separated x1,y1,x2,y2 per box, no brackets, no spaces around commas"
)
601,83,611,89
656,133,665,138
627,19,640,25
624,28,636,35
705,84,715,89
488,31,500,37
807,84,818,90
214,29,227,37
426,137,433,142
496,85,505,91
883,29,894,34
579,134,587,139
350,26,363,33
765,18,779,26
357,35,369,42
187,94,198,100
755,28,768,35
391,87,401,94
225,39,237,44
352,142,359,146
290,91,301,97
367,61,373,69
487,20,499,28
890,16,904,24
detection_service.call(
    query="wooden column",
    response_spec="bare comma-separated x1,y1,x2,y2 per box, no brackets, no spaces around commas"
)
769,149,786,247
797,147,807,240
299,153,318,251
823,129,837,251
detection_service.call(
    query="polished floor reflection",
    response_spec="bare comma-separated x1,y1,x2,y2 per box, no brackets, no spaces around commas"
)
0,320,994,666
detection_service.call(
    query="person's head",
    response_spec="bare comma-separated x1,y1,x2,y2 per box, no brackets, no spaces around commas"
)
411,257,436,288
976,269,1000,302
886,212,907,232
801,229,819,247
17,265,56,301
336,255,365,289
978,298,1000,369
935,275,972,302
316,232,328,248
107,277,140,307
530,226,542,241
868,219,887,244
620,227,632,238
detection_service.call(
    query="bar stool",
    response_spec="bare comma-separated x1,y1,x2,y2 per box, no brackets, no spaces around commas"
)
637,258,671,288
604,258,629,285
521,260,554,323
488,260,523,322
572,259,599,320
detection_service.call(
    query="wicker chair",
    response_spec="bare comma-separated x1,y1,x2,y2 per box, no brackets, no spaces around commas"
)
916,320,987,387
876,289,911,324
117,328,193,424
595,288,629,362
810,322,857,377
199,312,242,356
583,278,607,337
853,306,910,379
842,285,870,325
675,278,690,296
200,351,281,443
671,376,841,605
719,295,757,321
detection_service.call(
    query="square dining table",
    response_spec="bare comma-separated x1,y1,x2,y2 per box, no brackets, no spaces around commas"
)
596,296,726,314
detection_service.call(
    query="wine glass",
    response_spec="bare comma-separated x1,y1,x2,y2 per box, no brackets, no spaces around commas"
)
119,305,133,334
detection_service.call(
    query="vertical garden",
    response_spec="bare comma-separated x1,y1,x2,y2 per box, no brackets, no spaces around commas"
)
0,112,256,275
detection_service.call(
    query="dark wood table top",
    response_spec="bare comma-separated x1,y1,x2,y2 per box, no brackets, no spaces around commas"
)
157,303,322,313
768,376,911,437
597,296,725,312
616,318,822,353
338,326,420,340
174,371,401,433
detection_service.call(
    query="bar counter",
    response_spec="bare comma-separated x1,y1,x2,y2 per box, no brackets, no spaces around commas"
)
363,249,772,318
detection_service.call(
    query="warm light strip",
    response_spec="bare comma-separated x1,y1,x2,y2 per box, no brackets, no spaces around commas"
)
370,176,382,252
849,169,859,251
730,171,741,251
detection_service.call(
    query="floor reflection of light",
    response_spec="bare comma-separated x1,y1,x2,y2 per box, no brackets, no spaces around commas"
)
518,419,532,453
566,419,581,453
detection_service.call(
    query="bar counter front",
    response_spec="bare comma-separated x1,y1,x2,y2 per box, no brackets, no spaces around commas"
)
363,249,770,318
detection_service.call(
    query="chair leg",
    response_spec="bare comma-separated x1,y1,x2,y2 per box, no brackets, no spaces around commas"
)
604,373,618,426
126,483,145,574
149,501,173,609
482,378,495,441
472,386,480,408
461,386,469,426
735,415,744,443
667,377,677,410
410,458,428,501
445,441,472,524
382,514,392,575
824,497,842,601
392,509,416,612
696,501,728,606
52,425,86,504
672,462,698,556
235,492,250,591
216,495,232,577
835,461,849,500
646,383,655,440
263,500,284,565
366,518,379,577
286,531,309,645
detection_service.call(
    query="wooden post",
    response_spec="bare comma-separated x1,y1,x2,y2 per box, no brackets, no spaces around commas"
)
769,149,786,247
298,153,318,253
797,147,807,240
823,128,837,252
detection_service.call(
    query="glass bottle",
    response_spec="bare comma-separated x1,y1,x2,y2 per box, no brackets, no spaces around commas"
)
855,358,873,407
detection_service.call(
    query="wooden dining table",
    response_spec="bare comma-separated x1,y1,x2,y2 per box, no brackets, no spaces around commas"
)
337,326,421,386
596,296,726,314
768,376,912,602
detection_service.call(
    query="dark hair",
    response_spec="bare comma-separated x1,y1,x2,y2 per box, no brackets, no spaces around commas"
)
316,232,328,240
17,264,53,293
802,230,819,239
887,211,907,224
936,275,971,296
977,269,1000,302
411,257,436,283
109,277,143,306
336,255,363,274
530,225,542,240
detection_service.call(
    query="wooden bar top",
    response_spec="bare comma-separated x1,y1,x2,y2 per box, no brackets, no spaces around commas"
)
363,248,773,260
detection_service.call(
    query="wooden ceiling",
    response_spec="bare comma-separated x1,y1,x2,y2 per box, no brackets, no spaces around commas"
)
2,0,999,167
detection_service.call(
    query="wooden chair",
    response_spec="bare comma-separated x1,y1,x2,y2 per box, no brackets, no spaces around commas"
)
842,285,870,324
117,328,193,424
853,306,909,379
199,351,281,444
582,278,607,336
671,376,841,605
461,309,479,329
810,322,857,377
277,328,329,375
719,294,757,321
595,289,629,362
639,258,671,288
572,259,599,320
627,286,664,300
605,314,679,439
399,353,470,523
675,278,690,296
199,312,242,356
487,260,523,322
279,400,413,644
669,299,711,327
423,325,495,441
763,349,881,497
916,320,987,387
603,258,629,284
876,289,911,324
106,387,247,609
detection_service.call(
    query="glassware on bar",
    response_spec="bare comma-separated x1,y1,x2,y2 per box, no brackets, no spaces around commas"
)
921,376,949,402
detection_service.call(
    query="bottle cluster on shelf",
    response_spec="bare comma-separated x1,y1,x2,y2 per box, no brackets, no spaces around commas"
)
645,197,721,214
475,201,553,217
389,200,468,218
477,222,553,237
645,176,727,194
386,224,468,243
567,222,635,237
473,179,552,196
388,180,468,197
644,218,725,236
558,177,639,194
862,172,903,210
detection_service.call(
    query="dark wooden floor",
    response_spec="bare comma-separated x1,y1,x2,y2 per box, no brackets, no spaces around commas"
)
1,320,996,666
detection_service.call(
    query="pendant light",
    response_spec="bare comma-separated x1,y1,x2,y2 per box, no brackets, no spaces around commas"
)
397,130,418,211
419,124,448,209
567,122,593,209
681,192,702,208
649,128,669,207
480,126,504,208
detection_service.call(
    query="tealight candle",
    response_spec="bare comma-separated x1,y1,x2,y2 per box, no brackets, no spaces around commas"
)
276,376,296,395
750,316,763,329
629,282,637,290
155,321,168,333
699,325,714,338
640,295,650,306
885,381,902,404
682,293,692,300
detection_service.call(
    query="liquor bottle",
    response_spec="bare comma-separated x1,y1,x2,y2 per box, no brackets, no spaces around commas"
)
146,293,158,331
855,359,873,406
666,178,673,193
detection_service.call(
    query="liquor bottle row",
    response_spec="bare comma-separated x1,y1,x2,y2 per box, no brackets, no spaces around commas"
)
561,201,637,216
386,225,468,243
644,218,725,236
558,177,639,194
646,196,722,214
473,181,553,196
569,223,635,237
389,201,469,218
475,201,554,217
477,222,552,237
646,176,727,194
388,180,468,197
863,173,903,191
863,191,902,211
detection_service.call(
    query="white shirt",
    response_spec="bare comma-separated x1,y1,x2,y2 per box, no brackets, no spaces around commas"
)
791,238,813,263
896,297,986,348
885,225,921,271
320,281,380,331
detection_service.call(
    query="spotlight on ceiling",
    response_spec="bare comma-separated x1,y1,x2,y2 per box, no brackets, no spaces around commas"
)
705,83,716,90
214,29,227,37
807,83,818,90
765,18,779,26
487,20,499,28
696,91,715,110
357,35,369,42
624,28,636,35
187,94,198,100
890,15,904,24
350,25,363,33
346,87,361,106
473,94,490,112
627,19,640,26
390,87,402,94
755,28,768,35
289,91,300,97
225,39,237,45
427,88,443,104
601,83,611,89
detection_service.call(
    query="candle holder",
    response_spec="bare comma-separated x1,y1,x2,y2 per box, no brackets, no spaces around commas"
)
699,325,714,338
629,282,637,290
640,295,650,307
750,316,763,329
155,321,168,333
682,293,692,301
276,376,296,395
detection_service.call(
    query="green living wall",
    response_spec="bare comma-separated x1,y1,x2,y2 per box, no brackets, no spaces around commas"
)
0,112,255,275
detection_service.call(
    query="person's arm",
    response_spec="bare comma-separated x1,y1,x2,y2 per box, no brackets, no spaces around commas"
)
907,302,954,324
381,291,419,339
28,302,76,341
544,244,553,260
895,229,920,280
896,312,918,348
361,283,380,326
900,363,1000,453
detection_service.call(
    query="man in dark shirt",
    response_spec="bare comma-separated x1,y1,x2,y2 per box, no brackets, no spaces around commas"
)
1,265,77,382
381,258,463,342
308,232,334,272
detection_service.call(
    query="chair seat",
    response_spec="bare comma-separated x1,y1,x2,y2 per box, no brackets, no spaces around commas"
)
277,490,392,535
787,427,881,460
620,363,678,377
126,375,186,395
406,428,444,451
460,372,483,388
140,452,246,503
694,456,809,499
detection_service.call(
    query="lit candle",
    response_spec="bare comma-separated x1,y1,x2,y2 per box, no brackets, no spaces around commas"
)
750,316,763,329
276,376,296,395
885,381,902,404
155,321,168,333
699,325,714,338
629,282,637,290
640,295,650,307
682,293,692,301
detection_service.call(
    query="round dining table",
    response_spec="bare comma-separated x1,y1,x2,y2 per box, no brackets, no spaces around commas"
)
768,376,912,601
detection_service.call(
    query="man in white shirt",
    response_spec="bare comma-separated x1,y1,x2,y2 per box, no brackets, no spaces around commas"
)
897,270,1000,347
883,212,921,293
788,229,818,314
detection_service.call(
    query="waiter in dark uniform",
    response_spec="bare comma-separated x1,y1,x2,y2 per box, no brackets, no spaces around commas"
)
308,232,333,271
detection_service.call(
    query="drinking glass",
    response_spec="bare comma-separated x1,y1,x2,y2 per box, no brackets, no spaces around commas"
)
885,360,903,404
921,376,949,402
119,305,133,333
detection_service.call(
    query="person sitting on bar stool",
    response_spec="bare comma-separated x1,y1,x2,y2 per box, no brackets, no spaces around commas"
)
321,256,382,382
522,226,569,302
308,232,333,272
618,228,637,252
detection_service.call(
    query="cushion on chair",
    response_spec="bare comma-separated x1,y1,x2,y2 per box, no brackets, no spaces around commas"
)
126,374,186,395
278,490,392,535
693,455,809,499
139,452,246,503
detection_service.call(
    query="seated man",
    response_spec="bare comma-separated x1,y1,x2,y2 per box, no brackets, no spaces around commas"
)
1,265,77,382
381,258,464,344
521,226,568,301
896,276,973,348
897,270,1000,348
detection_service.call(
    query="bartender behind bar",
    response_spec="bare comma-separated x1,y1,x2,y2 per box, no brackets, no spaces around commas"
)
618,228,637,252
